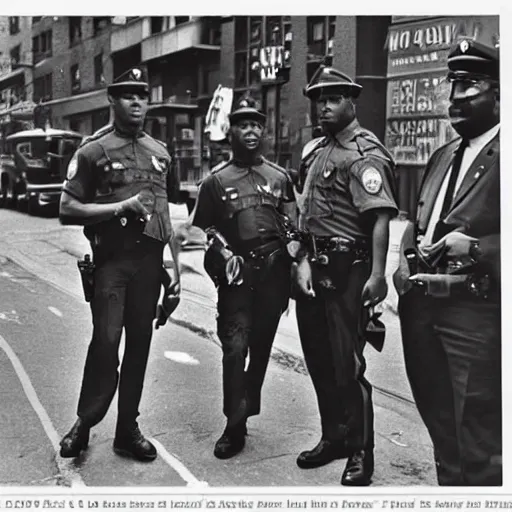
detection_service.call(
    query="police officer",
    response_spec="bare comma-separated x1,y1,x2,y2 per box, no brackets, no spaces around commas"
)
293,66,398,485
58,68,181,462
394,40,501,485
192,97,295,459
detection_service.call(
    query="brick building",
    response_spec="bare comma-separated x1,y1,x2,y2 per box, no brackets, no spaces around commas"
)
0,15,499,215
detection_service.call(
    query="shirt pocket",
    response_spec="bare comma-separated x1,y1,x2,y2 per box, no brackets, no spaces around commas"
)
307,165,337,220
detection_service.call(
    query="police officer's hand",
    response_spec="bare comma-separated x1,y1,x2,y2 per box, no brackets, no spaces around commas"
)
362,275,387,307
427,231,479,259
117,190,155,220
295,257,315,298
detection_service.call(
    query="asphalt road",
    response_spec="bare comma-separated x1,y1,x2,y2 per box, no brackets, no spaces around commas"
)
0,206,436,488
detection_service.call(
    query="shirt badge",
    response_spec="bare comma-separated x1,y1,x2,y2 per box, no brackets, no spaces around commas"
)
152,155,164,172
362,167,382,194
66,156,78,180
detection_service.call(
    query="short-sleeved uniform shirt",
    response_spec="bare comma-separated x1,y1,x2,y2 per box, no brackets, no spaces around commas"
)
63,126,174,243
192,156,294,252
299,119,398,242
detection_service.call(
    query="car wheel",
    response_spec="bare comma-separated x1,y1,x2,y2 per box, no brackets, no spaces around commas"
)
27,195,40,216
6,180,17,209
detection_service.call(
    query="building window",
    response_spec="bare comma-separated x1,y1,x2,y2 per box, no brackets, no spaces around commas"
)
94,53,104,86
10,45,21,69
151,17,164,35
201,17,221,46
69,17,82,47
175,16,190,26
33,73,52,102
71,64,81,94
151,85,163,103
32,30,52,65
93,17,110,36
307,16,335,61
9,17,20,36
234,16,292,88
32,16,43,24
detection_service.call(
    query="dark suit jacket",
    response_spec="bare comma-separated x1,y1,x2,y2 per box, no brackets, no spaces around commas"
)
394,131,500,294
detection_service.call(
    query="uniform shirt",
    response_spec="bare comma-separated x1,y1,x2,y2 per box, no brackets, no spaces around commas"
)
422,123,501,246
299,119,398,241
192,156,294,253
63,125,174,243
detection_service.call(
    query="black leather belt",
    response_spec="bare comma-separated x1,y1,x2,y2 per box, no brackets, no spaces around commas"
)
245,239,284,260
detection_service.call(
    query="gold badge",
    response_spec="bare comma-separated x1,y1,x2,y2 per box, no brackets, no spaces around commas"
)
362,167,382,194
66,156,78,180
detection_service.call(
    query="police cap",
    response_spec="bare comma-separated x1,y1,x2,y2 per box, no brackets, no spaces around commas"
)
447,39,499,82
107,67,149,96
229,96,266,126
304,65,362,100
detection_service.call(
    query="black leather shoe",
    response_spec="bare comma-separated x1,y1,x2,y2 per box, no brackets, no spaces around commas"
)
113,425,157,462
297,439,351,469
60,419,90,458
213,424,247,460
341,449,374,486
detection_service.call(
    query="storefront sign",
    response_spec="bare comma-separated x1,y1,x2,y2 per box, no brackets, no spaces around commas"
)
385,116,456,166
386,16,499,77
386,72,451,118
259,45,290,82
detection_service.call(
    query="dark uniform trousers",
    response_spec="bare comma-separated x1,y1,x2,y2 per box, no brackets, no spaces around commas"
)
77,235,164,428
296,253,373,449
399,290,501,486
216,250,290,429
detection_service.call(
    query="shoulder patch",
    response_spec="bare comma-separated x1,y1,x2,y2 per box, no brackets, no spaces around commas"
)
361,167,382,194
79,124,114,148
66,155,78,180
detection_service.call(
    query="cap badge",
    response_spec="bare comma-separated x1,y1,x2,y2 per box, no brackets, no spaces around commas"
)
460,40,470,53
132,68,142,80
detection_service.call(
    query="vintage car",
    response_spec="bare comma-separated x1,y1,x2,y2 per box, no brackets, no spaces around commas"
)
0,128,82,215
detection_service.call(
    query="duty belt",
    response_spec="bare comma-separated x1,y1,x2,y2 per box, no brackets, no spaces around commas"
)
304,234,369,265
246,239,284,260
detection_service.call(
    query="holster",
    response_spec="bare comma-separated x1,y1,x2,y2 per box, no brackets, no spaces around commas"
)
204,229,244,286
77,254,95,302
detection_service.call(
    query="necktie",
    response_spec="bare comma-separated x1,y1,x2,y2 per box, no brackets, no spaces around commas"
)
432,138,468,243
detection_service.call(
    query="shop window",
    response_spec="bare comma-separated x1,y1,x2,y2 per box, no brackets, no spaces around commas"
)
202,17,221,46
151,85,163,103
94,53,104,85
69,17,82,47
266,16,282,46
9,17,20,36
71,64,81,94
32,17,42,24
92,108,110,133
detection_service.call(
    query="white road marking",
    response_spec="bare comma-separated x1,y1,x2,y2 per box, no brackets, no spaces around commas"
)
0,334,86,487
0,310,21,324
149,437,208,488
48,306,63,318
164,351,200,365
